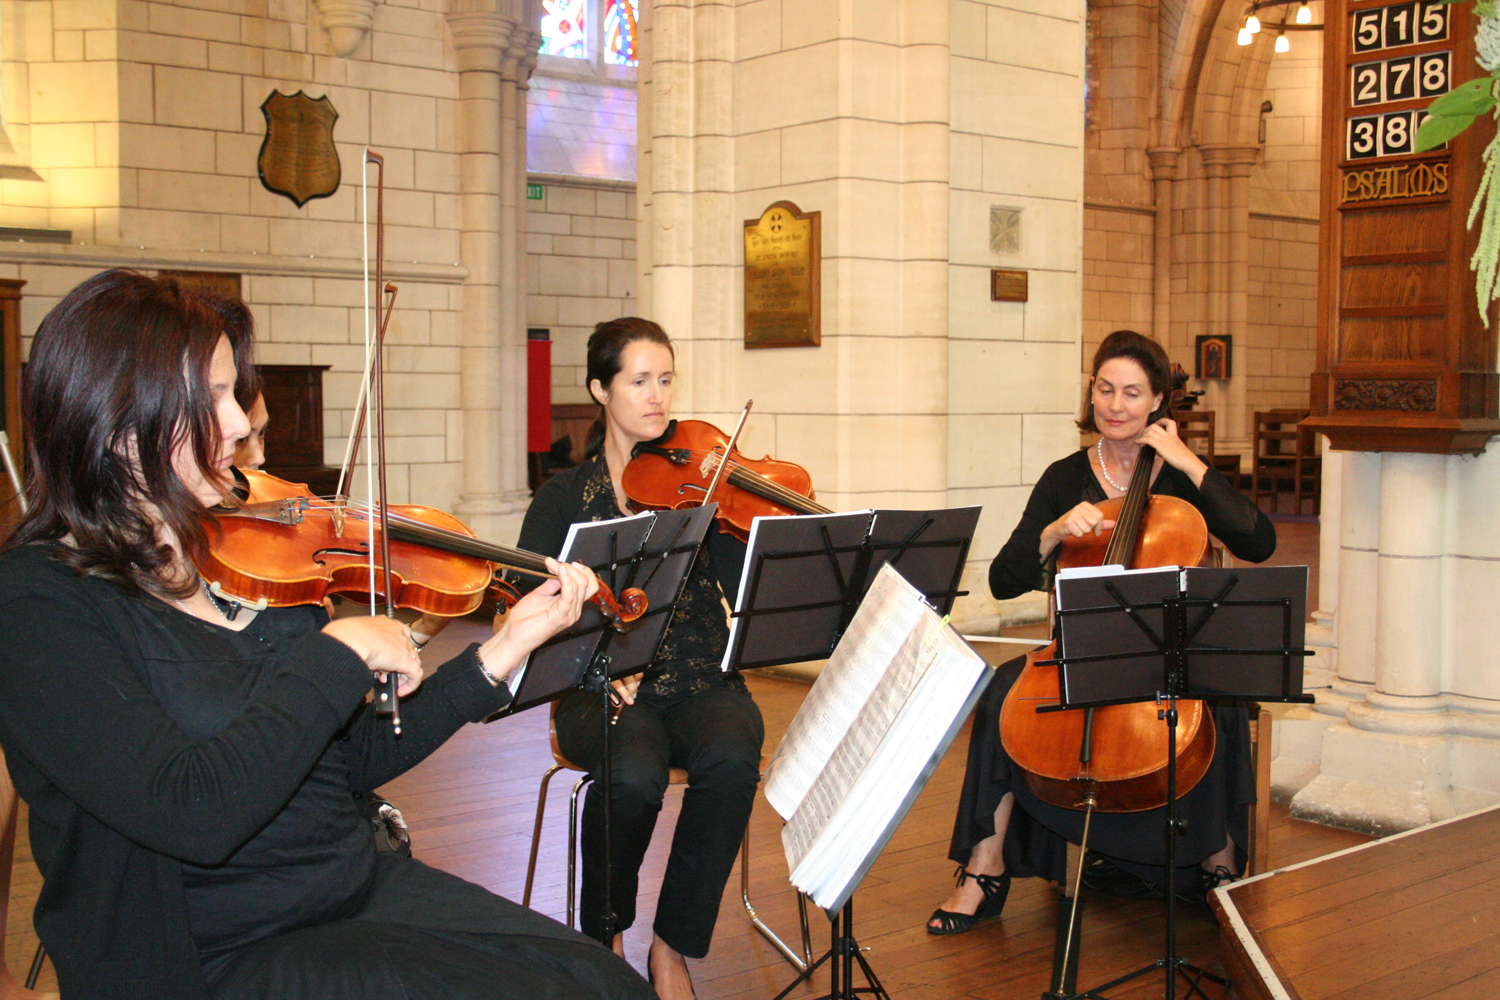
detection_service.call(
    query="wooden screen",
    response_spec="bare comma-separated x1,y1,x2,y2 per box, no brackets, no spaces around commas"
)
1305,0,1500,453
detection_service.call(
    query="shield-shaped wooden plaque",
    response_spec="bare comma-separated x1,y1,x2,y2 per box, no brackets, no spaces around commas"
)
258,91,341,208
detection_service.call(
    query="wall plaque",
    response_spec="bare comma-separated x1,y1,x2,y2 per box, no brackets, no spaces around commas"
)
258,91,341,208
990,269,1028,302
744,201,820,349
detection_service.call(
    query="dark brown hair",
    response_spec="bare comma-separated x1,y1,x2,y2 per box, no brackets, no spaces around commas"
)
583,316,674,459
8,269,253,597
1077,329,1173,433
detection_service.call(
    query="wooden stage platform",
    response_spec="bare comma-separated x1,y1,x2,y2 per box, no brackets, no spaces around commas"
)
1211,804,1500,1000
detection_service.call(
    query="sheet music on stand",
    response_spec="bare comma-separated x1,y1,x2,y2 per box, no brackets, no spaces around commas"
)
1053,564,1309,706
497,505,715,715
765,563,995,914
718,505,980,673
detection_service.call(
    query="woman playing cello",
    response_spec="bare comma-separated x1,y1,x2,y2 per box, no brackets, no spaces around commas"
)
517,318,763,1000
925,329,1276,934
0,270,653,1000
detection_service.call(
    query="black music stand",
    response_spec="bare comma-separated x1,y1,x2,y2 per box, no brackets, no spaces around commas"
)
719,506,979,672
493,505,713,942
1041,565,1314,1000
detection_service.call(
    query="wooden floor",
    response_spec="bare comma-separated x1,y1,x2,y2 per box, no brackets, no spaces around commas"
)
1214,804,1500,1000
2,507,1342,998
4,641,1365,998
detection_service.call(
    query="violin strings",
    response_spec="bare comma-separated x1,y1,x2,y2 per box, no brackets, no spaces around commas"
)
236,496,551,574
684,448,826,512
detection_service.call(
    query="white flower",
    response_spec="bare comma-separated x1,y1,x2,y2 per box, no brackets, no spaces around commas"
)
1477,13,1500,72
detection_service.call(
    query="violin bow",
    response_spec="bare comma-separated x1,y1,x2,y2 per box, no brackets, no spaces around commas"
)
700,399,754,507
337,149,403,734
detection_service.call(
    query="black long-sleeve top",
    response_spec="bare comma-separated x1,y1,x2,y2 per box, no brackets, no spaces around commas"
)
0,542,513,1000
990,449,1276,600
518,454,748,700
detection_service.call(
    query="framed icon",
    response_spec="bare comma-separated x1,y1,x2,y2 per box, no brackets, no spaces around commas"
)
1195,335,1232,380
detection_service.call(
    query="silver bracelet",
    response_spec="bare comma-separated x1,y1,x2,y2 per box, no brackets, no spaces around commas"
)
477,659,501,687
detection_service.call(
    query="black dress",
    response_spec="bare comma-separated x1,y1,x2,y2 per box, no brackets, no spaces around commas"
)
950,450,1276,889
518,455,764,958
0,542,651,1000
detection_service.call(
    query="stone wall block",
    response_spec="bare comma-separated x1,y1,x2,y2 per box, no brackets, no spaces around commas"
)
986,6,1080,76
952,60,1080,143
117,29,208,68
118,207,224,249
733,46,837,135
138,169,248,214
154,66,242,130
950,339,1077,414
949,412,1023,488
734,0,780,61
31,61,118,123
53,0,118,31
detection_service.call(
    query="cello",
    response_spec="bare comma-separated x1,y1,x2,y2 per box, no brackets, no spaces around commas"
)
998,373,1216,815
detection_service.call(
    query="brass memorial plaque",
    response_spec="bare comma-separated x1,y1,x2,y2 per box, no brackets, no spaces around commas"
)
744,201,820,349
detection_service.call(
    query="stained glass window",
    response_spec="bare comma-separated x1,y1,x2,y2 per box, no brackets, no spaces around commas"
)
540,0,586,59
603,0,638,67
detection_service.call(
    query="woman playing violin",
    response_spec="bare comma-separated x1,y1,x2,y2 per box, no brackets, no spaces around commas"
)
0,270,652,1000
926,329,1276,935
517,318,763,1000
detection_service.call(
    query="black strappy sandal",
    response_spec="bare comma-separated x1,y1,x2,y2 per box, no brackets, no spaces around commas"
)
925,865,1011,935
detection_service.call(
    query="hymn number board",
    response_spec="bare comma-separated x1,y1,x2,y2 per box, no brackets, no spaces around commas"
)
1308,0,1500,455
1345,2,1449,160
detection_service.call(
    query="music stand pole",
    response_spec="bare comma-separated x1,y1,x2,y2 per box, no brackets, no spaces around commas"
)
580,651,617,945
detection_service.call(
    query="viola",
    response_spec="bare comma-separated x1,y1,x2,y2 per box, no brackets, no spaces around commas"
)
998,368,1215,814
200,469,648,630
622,419,829,542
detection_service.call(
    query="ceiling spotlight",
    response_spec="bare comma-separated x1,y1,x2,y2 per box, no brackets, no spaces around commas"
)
1275,32,1290,53
1296,3,1312,25
1238,26,1253,45
1246,13,1262,33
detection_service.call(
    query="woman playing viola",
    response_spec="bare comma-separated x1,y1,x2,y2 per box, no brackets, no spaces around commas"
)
517,318,763,1000
926,330,1276,934
0,270,653,1000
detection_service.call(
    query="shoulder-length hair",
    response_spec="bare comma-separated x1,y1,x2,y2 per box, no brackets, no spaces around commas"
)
1076,329,1173,433
7,269,257,597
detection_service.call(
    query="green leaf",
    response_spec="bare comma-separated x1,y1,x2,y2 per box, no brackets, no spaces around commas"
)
1416,112,1479,151
1427,77,1496,117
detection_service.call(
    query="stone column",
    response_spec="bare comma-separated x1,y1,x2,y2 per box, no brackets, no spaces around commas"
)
1147,147,1179,347
1198,145,1257,449
1334,450,1381,691
448,0,531,541
1313,444,1341,623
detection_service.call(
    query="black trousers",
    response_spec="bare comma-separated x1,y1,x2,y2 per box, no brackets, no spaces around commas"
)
211,853,652,1000
554,681,764,958
949,654,1253,892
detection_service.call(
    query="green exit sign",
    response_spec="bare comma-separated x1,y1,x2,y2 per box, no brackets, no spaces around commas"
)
527,183,544,200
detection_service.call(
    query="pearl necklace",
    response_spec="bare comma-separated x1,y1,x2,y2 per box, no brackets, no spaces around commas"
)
1096,438,1128,492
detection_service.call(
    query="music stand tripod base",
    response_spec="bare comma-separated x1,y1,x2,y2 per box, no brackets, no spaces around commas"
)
771,898,889,1000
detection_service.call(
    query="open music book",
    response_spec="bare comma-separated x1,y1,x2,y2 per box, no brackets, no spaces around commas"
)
764,563,995,913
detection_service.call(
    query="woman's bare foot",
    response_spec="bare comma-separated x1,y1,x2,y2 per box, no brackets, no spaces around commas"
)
611,932,626,959
647,935,695,1000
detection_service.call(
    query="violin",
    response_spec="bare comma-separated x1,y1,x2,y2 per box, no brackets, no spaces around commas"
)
998,366,1215,814
200,469,648,630
622,418,828,542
